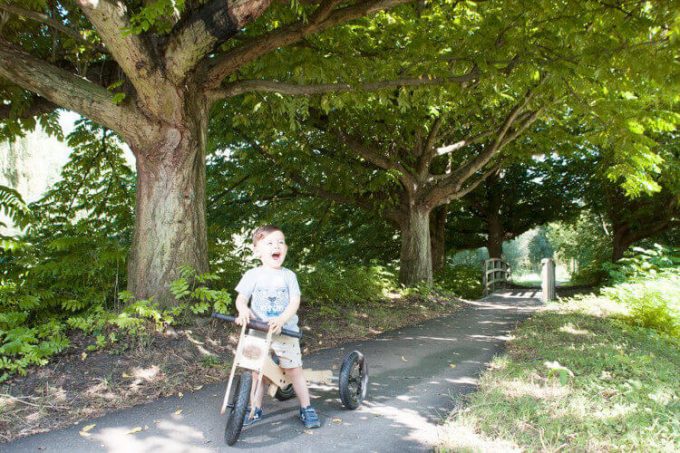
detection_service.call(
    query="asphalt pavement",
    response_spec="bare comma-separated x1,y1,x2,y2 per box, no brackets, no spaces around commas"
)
5,289,541,452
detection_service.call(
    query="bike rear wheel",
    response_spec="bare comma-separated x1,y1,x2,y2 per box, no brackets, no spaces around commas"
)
338,351,368,410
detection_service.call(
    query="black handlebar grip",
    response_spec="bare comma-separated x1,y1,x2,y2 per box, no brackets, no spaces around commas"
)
211,312,303,339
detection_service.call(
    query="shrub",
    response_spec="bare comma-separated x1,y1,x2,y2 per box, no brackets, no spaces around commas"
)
605,244,678,284
435,265,483,300
602,269,680,338
297,262,398,308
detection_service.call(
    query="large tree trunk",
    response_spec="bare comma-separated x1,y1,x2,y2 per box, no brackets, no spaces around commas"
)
485,171,503,259
127,96,209,306
430,205,447,274
612,235,627,262
399,206,433,286
486,210,503,259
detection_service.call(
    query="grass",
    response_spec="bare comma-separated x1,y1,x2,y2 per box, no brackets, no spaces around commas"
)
438,295,680,452
511,266,573,288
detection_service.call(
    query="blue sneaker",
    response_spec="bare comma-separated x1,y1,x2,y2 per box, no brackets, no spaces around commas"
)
299,405,321,428
243,407,263,426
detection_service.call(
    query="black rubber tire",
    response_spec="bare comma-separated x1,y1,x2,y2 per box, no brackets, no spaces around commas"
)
274,384,296,401
224,372,252,446
338,350,368,410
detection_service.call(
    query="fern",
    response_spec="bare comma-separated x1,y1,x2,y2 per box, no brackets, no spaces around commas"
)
0,185,32,230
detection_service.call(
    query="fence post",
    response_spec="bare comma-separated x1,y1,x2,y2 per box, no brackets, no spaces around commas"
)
541,258,556,302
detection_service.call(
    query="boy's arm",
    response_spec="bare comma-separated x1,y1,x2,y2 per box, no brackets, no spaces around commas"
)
268,294,300,335
234,293,252,326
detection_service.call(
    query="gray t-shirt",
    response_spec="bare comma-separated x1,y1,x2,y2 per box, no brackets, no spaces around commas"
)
235,267,301,332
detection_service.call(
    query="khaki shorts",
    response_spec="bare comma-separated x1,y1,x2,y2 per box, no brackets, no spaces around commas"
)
249,330,302,369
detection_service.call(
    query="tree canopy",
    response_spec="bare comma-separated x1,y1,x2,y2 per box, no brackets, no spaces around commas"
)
1,0,678,295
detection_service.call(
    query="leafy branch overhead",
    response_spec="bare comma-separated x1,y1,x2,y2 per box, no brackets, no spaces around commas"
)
1,0,679,299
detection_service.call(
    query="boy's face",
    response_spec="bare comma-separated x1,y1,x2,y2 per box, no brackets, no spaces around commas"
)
255,230,287,269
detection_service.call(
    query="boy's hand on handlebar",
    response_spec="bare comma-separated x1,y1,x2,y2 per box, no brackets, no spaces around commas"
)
235,310,252,326
268,316,286,335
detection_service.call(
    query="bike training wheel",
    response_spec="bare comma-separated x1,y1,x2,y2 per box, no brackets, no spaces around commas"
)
338,350,368,410
274,384,296,401
224,372,252,446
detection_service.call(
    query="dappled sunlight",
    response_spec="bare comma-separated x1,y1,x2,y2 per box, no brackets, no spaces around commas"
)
496,377,571,401
565,296,629,318
466,334,513,342
559,323,592,336
445,376,478,386
93,421,212,453
439,417,521,453
130,365,160,381
126,364,163,393
360,401,439,445
647,387,676,406
393,335,460,342
589,402,638,420
184,331,216,357
85,380,117,401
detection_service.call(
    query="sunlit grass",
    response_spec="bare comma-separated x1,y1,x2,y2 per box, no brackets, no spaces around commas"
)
438,295,680,452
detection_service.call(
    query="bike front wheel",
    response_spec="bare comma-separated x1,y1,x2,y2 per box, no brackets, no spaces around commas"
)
224,372,252,445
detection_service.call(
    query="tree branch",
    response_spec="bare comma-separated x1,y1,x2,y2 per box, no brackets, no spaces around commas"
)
416,116,443,177
75,0,163,110
424,163,500,209
240,132,396,219
435,129,495,157
207,68,479,100
164,0,272,83
203,0,416,89
450,81,544,184
0,39,149,147
0,3,107,53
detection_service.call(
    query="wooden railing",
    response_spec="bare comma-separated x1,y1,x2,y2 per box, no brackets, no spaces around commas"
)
483,258,511,295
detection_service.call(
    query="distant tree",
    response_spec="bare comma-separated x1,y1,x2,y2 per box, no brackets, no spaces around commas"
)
581,135,680,262
445,156,585,259
528,227,554,269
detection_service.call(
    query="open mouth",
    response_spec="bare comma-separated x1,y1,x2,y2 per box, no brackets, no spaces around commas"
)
272,252,282,260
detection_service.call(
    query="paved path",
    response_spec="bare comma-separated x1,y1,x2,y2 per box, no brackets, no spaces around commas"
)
6,290,541,452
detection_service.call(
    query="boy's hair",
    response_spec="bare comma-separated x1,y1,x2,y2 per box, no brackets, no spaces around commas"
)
252,225,283,246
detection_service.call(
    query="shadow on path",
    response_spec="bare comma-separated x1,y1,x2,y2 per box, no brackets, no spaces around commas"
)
5,290,541,453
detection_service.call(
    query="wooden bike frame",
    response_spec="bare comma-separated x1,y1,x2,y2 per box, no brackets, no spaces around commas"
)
221,324,332,415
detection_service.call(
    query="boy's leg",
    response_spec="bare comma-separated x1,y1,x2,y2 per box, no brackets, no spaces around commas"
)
287,367,321,428
285,367,311,407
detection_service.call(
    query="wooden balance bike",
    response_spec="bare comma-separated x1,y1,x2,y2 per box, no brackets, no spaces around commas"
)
212,313,369,445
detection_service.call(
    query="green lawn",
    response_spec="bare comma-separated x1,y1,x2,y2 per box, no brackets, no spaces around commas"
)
438,295,680,452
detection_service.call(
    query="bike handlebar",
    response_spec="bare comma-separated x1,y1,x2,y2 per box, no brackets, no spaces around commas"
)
211,313,303,339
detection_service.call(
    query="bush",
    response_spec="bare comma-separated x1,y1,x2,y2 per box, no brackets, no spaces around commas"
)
603,270,680,338
435,265,483,300
600,245,680,338
605,244,678,284
297,262,397,309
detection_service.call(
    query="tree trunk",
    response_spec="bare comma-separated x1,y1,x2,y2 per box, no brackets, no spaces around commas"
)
486,209,503,259
485,171,503,259
611,227,628,262
430,205,447,274
127,97,209,307
399,206,433,286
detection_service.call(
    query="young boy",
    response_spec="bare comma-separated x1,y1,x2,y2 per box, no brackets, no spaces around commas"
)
234,225,321,429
